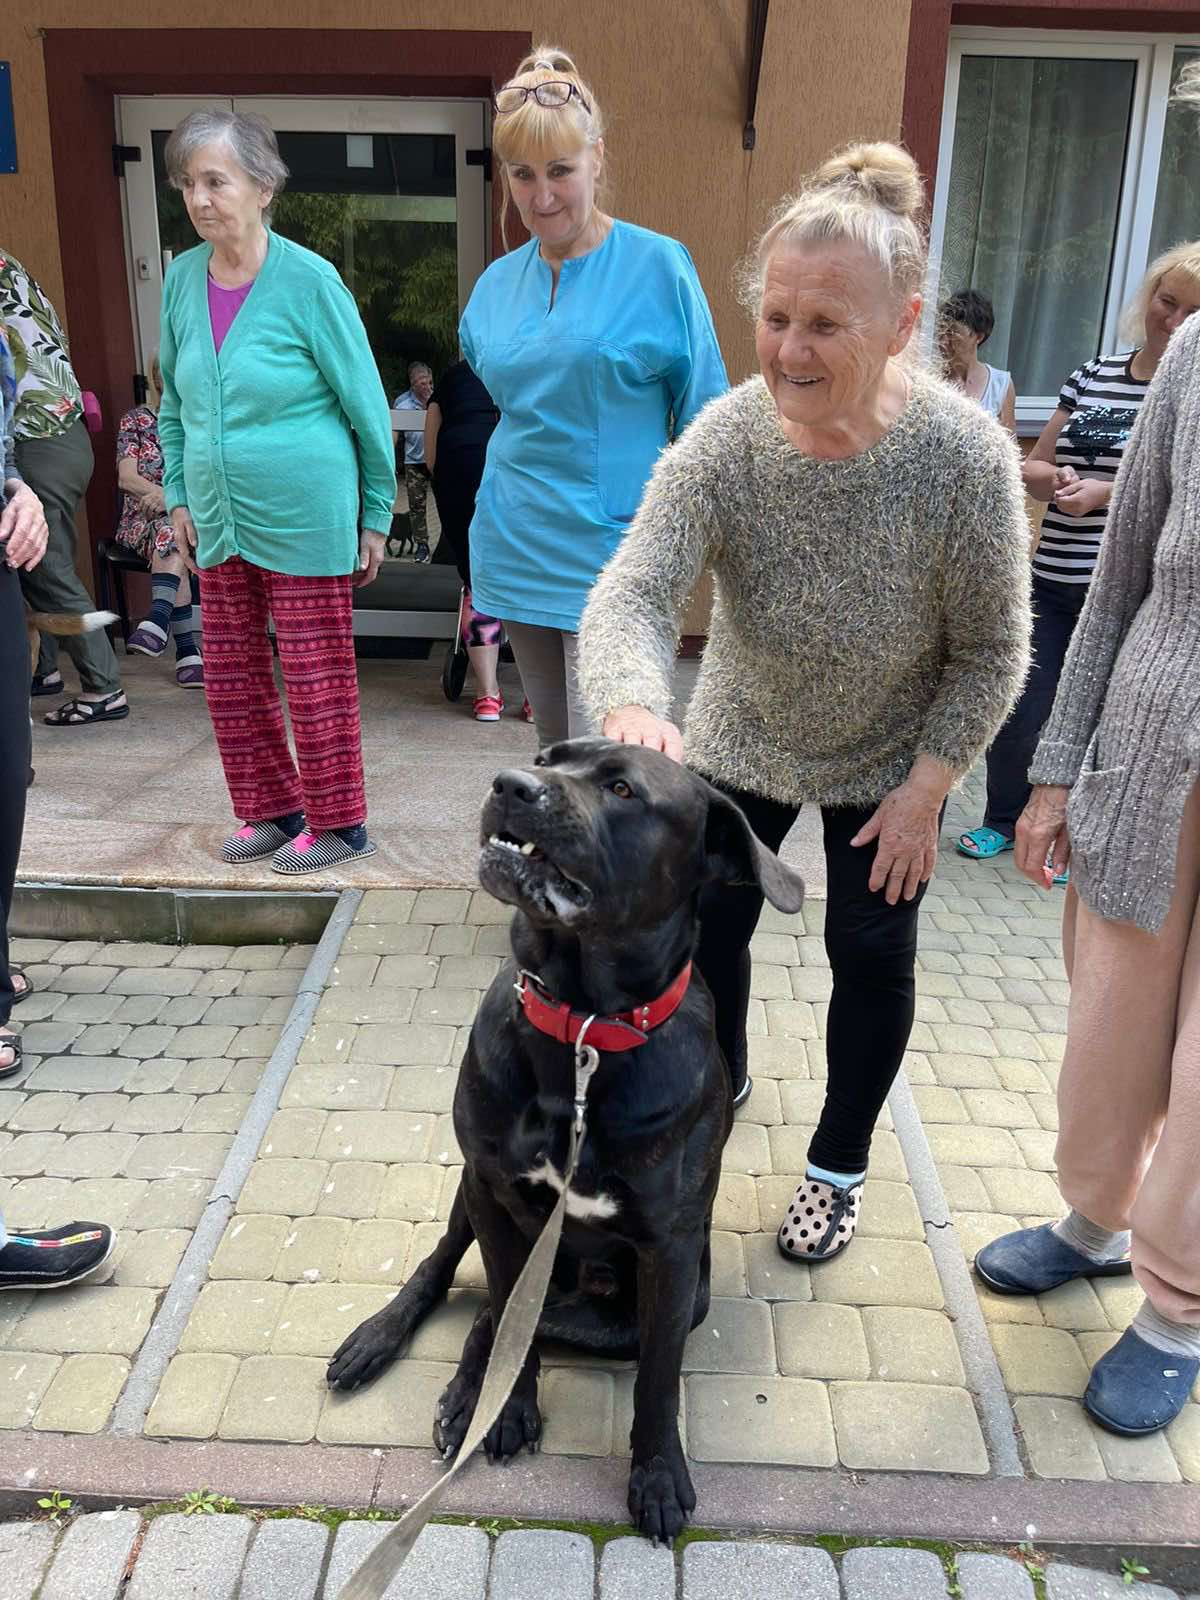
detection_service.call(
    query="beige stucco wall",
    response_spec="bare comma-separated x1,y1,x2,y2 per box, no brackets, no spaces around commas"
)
0,0,912,379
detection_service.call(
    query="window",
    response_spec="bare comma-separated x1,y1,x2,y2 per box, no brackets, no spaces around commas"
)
931,32,1200,428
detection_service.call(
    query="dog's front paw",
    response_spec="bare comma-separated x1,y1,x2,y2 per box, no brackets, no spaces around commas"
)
484,1377,542,1462
433,1366,482,1459
628,1451,696,1546
327,1301,416,1391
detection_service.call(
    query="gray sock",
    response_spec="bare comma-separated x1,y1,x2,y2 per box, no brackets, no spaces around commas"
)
1052,1208,1130,1264
1131,1298,1200,1360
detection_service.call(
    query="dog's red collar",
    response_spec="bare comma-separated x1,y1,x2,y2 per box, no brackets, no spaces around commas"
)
515,962,692,1052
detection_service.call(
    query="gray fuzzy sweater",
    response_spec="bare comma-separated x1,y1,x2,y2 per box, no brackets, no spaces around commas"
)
1030,313,1200,933
579,372,1031,809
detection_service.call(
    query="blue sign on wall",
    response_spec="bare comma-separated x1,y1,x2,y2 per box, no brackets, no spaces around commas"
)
0,63,16,174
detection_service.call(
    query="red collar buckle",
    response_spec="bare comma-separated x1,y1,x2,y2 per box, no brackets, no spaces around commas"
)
515,961,692,1053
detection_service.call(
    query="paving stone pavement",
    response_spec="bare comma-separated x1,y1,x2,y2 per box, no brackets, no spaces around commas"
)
3,761,1197,1490
0,939,307,1433
1,1518,1194,1600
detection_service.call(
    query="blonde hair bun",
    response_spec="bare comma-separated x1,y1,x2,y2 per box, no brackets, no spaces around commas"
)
516,44,580,77
814,142,924,221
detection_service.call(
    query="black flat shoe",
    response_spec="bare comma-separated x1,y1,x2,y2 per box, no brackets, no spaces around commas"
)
0,1222,116,1291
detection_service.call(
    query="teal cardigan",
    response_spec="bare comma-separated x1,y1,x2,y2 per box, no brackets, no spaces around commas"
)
159,231,396,576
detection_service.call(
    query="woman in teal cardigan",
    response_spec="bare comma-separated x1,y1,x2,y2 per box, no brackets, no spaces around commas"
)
159,108,395,874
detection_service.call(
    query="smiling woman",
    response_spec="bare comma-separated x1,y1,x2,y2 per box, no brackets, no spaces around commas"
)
457,44,727,747
580,140,1033,1271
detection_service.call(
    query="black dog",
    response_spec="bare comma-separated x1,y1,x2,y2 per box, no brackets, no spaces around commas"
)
327,738,804,1542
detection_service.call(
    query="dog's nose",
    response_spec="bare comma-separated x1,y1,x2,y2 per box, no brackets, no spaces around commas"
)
492,769,547,806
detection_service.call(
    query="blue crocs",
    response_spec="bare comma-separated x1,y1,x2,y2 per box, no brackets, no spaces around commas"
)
1085,1327,1199,1436
975,1222,1132,1295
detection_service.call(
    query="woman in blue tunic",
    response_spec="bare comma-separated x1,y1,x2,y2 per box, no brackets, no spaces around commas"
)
459,44,728,744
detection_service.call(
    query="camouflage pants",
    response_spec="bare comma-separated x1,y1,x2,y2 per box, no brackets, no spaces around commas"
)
404,465,429,548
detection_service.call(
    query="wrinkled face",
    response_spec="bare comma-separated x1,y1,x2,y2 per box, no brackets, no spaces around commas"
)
938,317,981,374
505,144,602,253
479,740,715,932
756,242,920,431
180,140,271,244
410,370,434,404
1144,267,1200,355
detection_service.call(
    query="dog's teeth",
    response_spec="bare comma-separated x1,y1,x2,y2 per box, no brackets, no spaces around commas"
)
520,841,537,855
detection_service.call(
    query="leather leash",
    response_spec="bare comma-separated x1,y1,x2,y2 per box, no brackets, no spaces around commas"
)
336,1030,602,1600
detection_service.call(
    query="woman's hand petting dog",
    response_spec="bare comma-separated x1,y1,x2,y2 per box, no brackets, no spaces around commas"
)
0,483,49,570
603,703,684,762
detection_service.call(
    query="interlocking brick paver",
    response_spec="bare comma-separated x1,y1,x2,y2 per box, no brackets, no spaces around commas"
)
145,1352,239,1438
129,1175,209,1229
238,1159,330,1216
324,1521,488,1599
810,1236,942,1308
599,1537,675,1600
377,1162,444,1221
339,1218,414,1283
682,1296,775,1373
218,1353,327,1441
0,1351,61,1426
110,1093,196,1132
38,1511,141,1600
317,1111,434,1163
260,1107,326,1158
743,1232,812,1300
956,1551,1036,1599
113,1228,190,1287
1167,1403,1200,1480
126,1513,253,1600
47,1131,139,1178
317,1357,456,1446
1045,1563,1176,1599
539,1368,615,1455
1093,1417,1182,1482
685,1375,837,1466
7,1285,156,1355
270,1282,394,1356
211,1215,290,1280
237,1520,329,1600
862,1306,966,1385
980,1167,1065,1215
681,1539,839,1600
317,1160,386,1218
774,1301,868,1378
179,1280,288,1354
991,1323,1090,1396
275,1216,350,1282
831,1380,989,1473
1014,1395,1106,1479
841,1546,949,1598
0,1520,57,1599
32,1352,129,1432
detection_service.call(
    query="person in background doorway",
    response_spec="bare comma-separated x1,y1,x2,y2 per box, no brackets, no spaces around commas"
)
116,354,203,688
956,241,1200,870
0,249,128,726
975,68,1200,1438
159,107,395,875
580,143,1030,1265
460,44,728,746
393,362,434,562
424,357,526,723
938,289,1016,432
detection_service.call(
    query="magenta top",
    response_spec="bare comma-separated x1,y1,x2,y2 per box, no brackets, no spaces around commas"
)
207,276,254,355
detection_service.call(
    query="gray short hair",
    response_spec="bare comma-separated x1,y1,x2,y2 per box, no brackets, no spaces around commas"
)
164,108,289,212
408,362,433,382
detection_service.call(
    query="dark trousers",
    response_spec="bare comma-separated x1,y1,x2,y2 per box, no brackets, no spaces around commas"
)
0,563,31,1027
983,575,1088,839
15,422,120,694
695,782,933,1174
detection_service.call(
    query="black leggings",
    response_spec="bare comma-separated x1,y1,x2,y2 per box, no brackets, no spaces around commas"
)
695,781,933,1174
0,562,31,1027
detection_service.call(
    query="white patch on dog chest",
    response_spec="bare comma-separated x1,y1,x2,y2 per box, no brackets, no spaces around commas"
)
521,1160,619,1221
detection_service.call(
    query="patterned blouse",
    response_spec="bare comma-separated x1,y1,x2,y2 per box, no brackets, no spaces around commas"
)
116,406,175,560
0,252,83,441
1,328,21,487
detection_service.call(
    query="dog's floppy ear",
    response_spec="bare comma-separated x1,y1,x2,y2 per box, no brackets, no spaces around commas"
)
703,787,805,913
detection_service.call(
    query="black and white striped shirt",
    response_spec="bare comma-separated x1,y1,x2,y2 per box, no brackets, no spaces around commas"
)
1032,354,1150,587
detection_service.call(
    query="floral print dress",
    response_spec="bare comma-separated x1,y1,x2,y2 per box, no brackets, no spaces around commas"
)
116,406,176,560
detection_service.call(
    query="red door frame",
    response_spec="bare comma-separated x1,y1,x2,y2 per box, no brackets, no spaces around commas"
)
902,0,1200,186
41,27,529,546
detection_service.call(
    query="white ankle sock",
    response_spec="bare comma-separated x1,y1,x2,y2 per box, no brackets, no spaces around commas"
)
1052,1209,1130,1264
1131,1299,1200,1360
806,1163,866,1190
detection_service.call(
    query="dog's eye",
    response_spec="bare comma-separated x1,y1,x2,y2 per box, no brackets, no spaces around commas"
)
609,779,635,800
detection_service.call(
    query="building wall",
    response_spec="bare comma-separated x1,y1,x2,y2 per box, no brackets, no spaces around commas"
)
0,0,913,382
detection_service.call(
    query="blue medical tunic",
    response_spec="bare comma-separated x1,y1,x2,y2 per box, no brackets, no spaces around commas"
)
459,219,728,633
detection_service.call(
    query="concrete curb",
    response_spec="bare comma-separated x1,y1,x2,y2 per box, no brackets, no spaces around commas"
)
2,1433,1199,1551
886,1069,1025,1477
107,888,363,1436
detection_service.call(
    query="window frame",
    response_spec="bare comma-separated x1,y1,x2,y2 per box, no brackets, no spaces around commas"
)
929,27,1200,433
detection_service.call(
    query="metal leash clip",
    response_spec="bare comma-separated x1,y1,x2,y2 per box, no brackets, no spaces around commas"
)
573,1015,601,1136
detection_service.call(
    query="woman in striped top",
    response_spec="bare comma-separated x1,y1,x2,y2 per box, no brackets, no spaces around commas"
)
958,241,1200,867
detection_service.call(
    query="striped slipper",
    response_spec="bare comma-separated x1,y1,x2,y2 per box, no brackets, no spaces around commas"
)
271,829,378,875
222,819,304,864
777,1175,865,1263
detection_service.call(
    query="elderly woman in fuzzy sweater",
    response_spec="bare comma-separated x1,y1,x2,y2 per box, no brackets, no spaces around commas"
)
579,141,1031,1265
